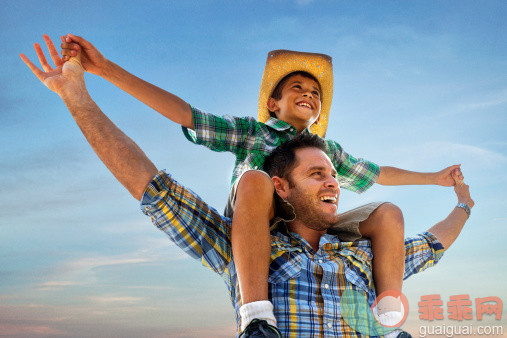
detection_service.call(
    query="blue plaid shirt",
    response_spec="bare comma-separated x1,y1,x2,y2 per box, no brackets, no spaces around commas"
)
141,171,445,337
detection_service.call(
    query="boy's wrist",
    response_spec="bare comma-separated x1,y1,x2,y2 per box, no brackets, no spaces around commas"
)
429,172,439,185
98,58,114,78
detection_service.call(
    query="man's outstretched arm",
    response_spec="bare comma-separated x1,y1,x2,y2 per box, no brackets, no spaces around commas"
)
403,171,474,279
427,172,474,250
20,36,157,200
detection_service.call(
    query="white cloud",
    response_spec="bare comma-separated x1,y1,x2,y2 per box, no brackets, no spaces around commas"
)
0,323,67,336
88,296,144,304
37,242,189,291
36,281,79,290
380,141,507,169
438,87,507,117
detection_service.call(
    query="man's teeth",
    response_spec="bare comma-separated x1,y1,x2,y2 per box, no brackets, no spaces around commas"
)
320,196,336,203
298,102,311,109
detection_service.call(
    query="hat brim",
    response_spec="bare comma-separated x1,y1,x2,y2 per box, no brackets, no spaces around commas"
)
258,49,333,137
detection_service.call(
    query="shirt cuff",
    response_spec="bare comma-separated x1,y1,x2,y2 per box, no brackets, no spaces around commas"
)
420,231,445,263
140,169,173,216
182,105,205,145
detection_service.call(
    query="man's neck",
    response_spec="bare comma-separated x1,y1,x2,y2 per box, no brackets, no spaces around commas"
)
288,222,326,251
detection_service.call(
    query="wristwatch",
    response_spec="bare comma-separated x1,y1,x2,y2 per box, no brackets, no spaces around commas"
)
456,203,471,217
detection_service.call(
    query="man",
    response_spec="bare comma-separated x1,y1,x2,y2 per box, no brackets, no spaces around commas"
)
21,40,474,337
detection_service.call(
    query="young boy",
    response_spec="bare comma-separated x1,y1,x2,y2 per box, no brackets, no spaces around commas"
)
59,35,463,337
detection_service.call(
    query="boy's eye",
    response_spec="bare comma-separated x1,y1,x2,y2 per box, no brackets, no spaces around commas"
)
313,91,320,96
293,85,302,89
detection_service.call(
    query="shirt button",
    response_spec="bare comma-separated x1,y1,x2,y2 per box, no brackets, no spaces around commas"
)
324,284,329,289
318,259,323,264
144,206,150,210
327,322,332,328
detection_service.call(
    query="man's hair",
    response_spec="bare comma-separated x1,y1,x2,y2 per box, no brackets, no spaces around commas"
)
268,71,322,116
263,133,328,181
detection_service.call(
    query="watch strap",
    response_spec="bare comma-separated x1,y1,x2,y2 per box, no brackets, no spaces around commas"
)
456,203,471,217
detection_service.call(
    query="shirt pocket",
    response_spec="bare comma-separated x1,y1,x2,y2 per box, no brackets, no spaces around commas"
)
335,247,373,293
268,243,303,284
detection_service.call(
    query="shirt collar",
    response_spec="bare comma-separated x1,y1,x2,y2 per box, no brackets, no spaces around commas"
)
265,117,313,134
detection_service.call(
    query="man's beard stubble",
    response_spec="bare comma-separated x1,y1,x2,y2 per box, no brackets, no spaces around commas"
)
286,183,339,231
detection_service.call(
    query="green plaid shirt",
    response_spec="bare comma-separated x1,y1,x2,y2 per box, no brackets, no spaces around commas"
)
182,107,380,193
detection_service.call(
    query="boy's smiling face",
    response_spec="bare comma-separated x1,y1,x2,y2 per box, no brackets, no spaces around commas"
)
267,74,322,132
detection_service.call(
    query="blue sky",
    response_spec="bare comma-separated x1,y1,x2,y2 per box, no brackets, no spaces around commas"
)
1,0,506,336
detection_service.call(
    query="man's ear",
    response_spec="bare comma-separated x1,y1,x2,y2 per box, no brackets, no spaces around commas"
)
271,176,290,200
267,97,279,114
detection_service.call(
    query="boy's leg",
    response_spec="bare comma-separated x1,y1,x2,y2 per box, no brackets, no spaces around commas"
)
358,203,405,320
231,171,276,330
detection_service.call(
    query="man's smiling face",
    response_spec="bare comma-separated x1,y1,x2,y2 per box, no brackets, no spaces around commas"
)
283,147,340,231
267,74,322,132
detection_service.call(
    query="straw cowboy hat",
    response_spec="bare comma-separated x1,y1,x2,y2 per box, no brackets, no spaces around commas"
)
258,49,333,137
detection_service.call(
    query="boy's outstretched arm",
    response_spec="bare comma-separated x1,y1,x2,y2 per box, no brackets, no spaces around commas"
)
60,34,194,129
21,37,158,201
427,172,474,250
376,165,464,186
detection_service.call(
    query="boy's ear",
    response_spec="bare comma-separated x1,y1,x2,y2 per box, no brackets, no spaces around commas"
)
266,97,279,114
313,113,321,125
272,176,290,200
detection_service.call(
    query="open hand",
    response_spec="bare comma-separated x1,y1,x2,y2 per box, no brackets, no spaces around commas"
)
20,35,85,96
434,164,464,187
60,34,106,76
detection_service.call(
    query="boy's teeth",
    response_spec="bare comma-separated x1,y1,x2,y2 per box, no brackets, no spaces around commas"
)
298,102,311,108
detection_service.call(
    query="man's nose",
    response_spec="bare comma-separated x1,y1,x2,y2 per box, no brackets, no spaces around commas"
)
325,175,339,189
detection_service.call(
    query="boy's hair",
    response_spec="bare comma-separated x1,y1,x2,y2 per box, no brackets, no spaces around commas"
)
268,71,322,116
270,71,322,100
263,133,328,184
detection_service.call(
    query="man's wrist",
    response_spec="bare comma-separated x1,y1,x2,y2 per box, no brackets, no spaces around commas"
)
59,85,93,108
456,202,471,217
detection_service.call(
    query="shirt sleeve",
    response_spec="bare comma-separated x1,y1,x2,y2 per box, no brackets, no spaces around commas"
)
403,231,445,280
325,140,380,193
181,106,255,155
140,170,232,275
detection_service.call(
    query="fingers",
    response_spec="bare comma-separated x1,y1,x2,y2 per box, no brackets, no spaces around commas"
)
448,164,464,181
34,42,54,72
452,169,465,186
66,33,86,46
61,34,84,62
43,34,63,67
60,41,80,57
19,53,45,82
60,36,69,61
